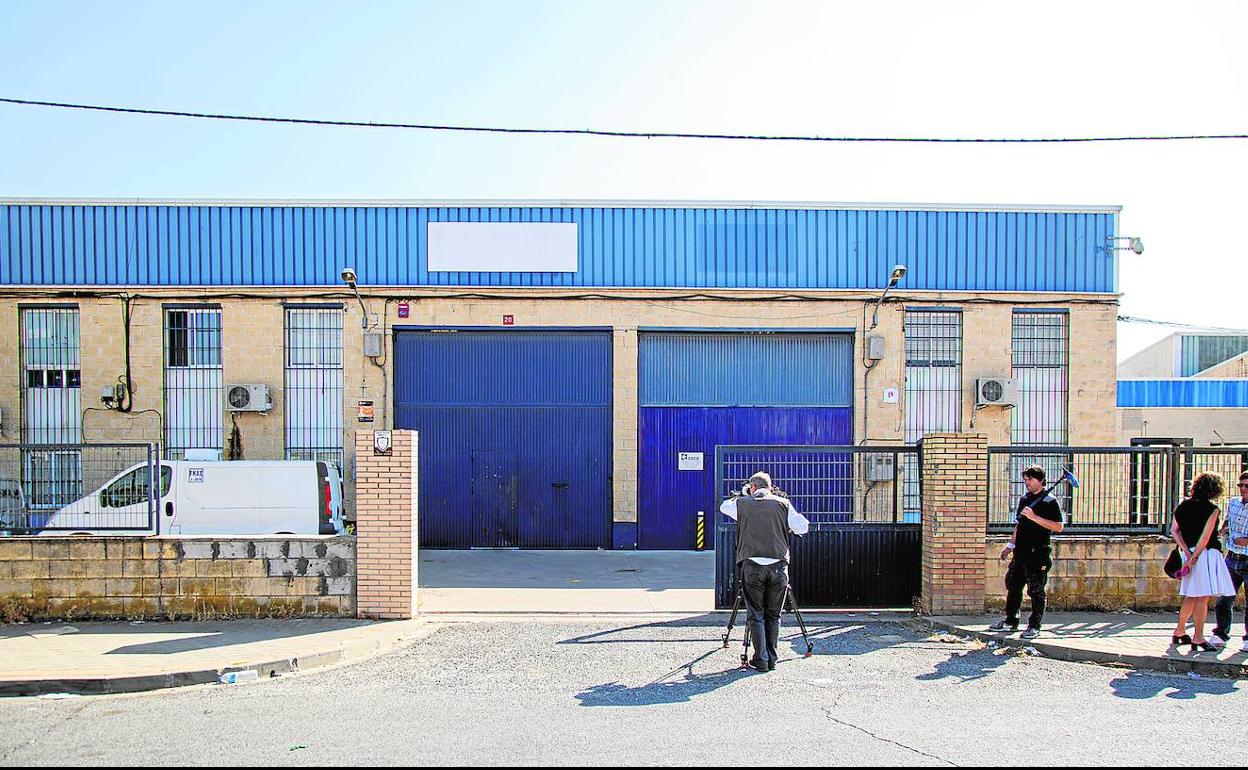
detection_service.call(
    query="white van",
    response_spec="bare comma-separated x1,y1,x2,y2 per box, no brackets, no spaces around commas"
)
40,460,343,536
0,477,28,533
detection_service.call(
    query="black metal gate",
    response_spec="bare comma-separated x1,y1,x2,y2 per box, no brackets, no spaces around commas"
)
713,445,921,609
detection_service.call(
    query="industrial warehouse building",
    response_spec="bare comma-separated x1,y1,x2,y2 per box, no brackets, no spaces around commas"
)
1118,332,1248,445
0,199,1121,550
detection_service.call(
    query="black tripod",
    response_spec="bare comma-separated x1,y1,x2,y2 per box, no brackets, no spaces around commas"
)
721,574,815,666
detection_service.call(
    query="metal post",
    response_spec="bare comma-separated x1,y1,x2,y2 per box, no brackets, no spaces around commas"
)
153,442,162,536
696,510,705,550
1167,446,1182,536
891,448,898,524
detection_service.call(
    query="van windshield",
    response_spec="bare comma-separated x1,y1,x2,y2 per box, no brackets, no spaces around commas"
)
101,466,173,508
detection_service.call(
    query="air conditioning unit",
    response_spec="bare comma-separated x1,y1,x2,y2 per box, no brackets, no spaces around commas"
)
975,377,1018,408
226,384,272,413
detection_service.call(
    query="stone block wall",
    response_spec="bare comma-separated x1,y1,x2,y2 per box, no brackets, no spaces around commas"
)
0,536,355,622
983,535,1245,612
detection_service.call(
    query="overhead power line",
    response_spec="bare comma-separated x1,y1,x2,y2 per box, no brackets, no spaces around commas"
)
1118,315,1248,335
3,97,1248,144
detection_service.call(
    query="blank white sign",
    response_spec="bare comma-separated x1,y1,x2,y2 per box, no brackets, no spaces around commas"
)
427,222,579,273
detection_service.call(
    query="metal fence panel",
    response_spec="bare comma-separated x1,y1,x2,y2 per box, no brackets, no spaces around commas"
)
0,444,159,534
714,445,920,609
987,445,1248,534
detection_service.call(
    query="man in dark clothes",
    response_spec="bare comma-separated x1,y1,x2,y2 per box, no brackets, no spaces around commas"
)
989,464,1065,639
720,471,809,672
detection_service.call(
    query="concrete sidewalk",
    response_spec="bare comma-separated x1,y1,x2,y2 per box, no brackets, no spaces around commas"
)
0,618,432,696
930,612,1248,678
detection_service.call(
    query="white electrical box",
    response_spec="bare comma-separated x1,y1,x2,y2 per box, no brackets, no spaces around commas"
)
226,384,272,412
867,335,886,360
863,453,895,482
363,332,384,357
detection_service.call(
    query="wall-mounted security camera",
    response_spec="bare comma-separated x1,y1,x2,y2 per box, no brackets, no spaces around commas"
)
340,267,358,286
1108,236,1145,256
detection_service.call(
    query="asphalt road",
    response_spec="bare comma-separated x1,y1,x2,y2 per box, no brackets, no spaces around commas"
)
2,617,1244,766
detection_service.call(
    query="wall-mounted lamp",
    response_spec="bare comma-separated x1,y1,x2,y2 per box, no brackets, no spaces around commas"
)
340,267,371,330
1108,236,1145,255
869,264,908,330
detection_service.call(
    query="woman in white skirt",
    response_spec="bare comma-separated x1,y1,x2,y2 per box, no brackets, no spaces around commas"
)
1171,472,1238,652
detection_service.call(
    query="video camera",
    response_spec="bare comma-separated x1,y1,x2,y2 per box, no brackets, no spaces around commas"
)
731,483,789,498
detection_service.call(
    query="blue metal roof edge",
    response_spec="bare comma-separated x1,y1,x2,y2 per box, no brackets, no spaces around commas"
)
1117,379,1248,408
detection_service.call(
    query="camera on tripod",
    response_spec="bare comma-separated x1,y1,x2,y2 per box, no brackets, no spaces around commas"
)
731,483,789,498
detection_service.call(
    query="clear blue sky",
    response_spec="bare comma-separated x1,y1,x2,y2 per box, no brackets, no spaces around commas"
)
3,1,1247,360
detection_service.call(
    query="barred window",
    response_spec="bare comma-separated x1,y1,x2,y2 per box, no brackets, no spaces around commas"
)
164,308,223,459
1010,311,1070,509
903,310,963,521
1011,312,1069,445
285,307,344,470
20,307,83,511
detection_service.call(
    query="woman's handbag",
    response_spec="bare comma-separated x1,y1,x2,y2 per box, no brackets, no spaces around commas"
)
1164,547,1191,579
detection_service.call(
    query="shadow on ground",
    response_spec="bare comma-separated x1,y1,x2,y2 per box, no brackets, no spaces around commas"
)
1109,670,1242,700
915,649,1012,683
567,616,930,707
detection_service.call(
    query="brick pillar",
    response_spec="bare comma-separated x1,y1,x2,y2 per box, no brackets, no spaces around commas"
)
919,433,988,616
355,430,418,619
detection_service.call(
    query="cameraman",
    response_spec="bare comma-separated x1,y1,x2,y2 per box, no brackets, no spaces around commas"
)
719,471,809,672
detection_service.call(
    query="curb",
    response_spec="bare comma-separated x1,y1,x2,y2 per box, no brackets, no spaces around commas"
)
0,622,437,698
922,617,1248,680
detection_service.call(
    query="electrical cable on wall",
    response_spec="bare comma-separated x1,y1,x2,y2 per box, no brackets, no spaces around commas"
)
1117,316,1248,335
0,287,1121,308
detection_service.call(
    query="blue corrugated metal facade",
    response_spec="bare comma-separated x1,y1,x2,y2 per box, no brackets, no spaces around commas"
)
637,332,854,549
0,202,1118,292
393,330,613,548
1118,380,1248,408
639,332,854,406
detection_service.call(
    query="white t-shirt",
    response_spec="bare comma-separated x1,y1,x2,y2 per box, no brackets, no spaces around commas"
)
719,490,810,565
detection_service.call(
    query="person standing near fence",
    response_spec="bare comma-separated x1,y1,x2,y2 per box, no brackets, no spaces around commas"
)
990,465,1064,640
1170,472,1237,653
720,471,809,672
1211,471,1248,652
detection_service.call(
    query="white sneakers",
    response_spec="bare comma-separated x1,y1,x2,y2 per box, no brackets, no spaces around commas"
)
1208,636,1226,650
1242,639,1248,654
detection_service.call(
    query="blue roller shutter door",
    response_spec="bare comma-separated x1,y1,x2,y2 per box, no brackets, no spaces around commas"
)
394,330,612,548
637,332,854,550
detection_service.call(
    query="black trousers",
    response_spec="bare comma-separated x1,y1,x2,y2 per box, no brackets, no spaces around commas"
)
1004,547,1052,630
741,560,788,666
1214,552,1248,641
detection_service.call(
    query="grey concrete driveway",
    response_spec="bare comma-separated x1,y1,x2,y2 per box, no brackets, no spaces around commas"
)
418,550,716,613
2,616,1244,766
